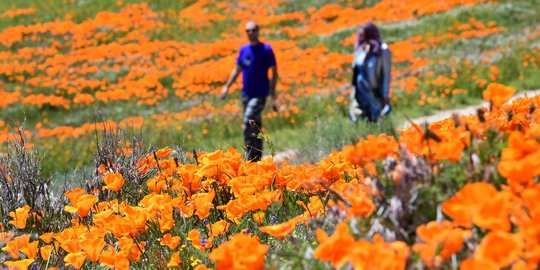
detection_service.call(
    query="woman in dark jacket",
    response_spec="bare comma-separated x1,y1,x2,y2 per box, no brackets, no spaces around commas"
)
349,22,392,122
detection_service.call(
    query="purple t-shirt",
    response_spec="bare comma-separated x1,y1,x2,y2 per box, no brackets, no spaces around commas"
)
236,42,276,97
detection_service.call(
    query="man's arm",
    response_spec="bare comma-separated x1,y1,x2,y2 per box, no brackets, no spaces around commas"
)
269,65,278,99
220,64,241,100
269,65,278,111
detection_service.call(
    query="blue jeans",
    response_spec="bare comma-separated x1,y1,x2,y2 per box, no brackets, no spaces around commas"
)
354,79,382,122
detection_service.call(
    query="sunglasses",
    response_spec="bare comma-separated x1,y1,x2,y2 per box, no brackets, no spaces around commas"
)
245,28,258,33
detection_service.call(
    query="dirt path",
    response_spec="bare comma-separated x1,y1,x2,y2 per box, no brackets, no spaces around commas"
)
271,89,540,162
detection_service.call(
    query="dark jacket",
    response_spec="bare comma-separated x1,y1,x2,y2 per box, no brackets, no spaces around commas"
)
351,43,392,101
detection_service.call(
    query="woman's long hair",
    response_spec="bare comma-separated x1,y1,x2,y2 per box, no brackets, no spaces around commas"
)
354,22,383,55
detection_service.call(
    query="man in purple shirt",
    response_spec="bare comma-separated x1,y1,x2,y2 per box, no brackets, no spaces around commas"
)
220,21,278,162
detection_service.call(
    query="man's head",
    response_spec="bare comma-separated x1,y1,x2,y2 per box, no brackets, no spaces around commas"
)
245,21,260,44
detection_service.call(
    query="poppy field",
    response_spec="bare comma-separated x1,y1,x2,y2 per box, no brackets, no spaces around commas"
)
1,0,540,269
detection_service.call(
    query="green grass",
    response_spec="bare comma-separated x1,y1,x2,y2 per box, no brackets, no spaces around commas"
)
32,91,402,177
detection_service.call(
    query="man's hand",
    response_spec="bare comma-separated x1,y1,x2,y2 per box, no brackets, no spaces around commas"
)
271,95,279,112
221,65,241,100
220,86,229,100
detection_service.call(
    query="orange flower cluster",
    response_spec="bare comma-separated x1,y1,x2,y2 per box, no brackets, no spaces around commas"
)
0,135,387,269
399,118,471,162
178,0,226,29
397,84,538,163
341,134,399,165
482,88,540,133
21,94,70,109
209,233,268,270
422,180,540,269
426,18,505,44
304,0,491,36
0,4,169,109
0,8,36,19
411,91,540,269
2,234,38,266
314,222,409,269
0,90,21,109
498,125,540,192
521,49,540,75
413,220,472,267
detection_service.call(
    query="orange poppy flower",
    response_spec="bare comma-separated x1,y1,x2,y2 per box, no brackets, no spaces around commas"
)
511,260,535,270
64,194,98,217
298,196,324,219
210,220,231,237
343,134,399,165
19,240,38,260
460,257,498,270
229,175,268,197
0,230,13,243
2,239,21,259
475,231,523,268
118,236,146,262
3,259,35,270
60,239,81,254
193,265,210,270
441,182,498,228
209,233,268,270
80,237,106,262
348,234,409,270
160,233,181,250
114,253,130,270
413,220,471,267
472,191,513,231
497,130,540,190
146,175,167,194
8,205,31,229
167,251,182,267
521,184,540,219
39,232,54,244
482,83,516,108
99,246,117,268
40,245,54,261
253,211,265,225
259,215,304,240
217,189,282,221
64,188,86,206
102,172,125,192
64,251,87,269
187,229,213,251
191,189,215,220
155,147,174,158
313,222,356,268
